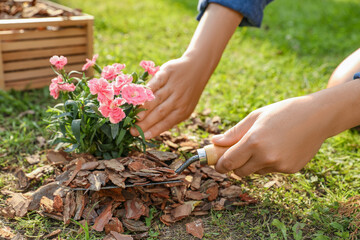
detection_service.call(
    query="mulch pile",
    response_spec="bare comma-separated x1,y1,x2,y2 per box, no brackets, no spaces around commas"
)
0,111,258,239
0,0,82,19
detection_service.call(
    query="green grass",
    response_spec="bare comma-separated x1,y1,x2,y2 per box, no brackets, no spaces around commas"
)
1,0,360,239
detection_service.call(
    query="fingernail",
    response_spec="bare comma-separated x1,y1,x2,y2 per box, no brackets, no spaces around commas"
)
144,131,151,139
212,134,224,141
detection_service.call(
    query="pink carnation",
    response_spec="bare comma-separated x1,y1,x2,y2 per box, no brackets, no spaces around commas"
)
109,107,126,124
49,76,76,99
50,55,67,70
111,97,126,108
145,88,155,101
98,104,112,118
82,54,98,71
121,83,150,106
140,60,160,75
98,98,126,123
112,73,133,95
88,78,114,103
101,63,126,80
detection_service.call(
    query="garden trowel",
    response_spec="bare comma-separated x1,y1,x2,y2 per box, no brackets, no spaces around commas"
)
70,144,228,191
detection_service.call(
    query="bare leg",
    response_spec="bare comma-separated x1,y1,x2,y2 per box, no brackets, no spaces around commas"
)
327,48,360,88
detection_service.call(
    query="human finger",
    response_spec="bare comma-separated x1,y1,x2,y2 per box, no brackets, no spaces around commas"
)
215,138,252,174
232,157,263,177
136,87,172,121
211,112,258,147
145,69,168,93
133,95,178,138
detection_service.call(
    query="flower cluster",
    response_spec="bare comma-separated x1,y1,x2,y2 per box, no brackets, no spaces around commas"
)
47,55,159,158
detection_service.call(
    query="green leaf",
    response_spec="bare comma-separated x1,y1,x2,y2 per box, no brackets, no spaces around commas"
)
64,144,79,152
110,123,119,139
292,222,304,240
131,72,138,82
65,100,79,119
55,112,72,119
134,124,146,144
68,70,83,76
94,64,102,74
100,124,112,139
85,102,102,116
145,207,157,227
115,128,127,145
272,219,287,240
123,116,132,127
140,71,149,80
59,123,67,136
71,119,82,144
330,222,344,231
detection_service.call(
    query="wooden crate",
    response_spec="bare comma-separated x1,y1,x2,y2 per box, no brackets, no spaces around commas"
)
0,0,94,90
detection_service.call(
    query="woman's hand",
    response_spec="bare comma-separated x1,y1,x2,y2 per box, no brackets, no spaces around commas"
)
212,78,360,176
130,55,210,139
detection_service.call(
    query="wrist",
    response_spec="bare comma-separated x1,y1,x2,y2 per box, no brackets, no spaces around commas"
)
311,80,360,137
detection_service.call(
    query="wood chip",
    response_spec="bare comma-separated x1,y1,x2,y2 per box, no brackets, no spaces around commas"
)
92,202,113,232
40,196,54,213
125,198,148,220
47,150,68,164
110,231,133,240
106,169,126,188
122,219,149,232
14,169,29,190
25,153,41,165
104,159,125,172
147,150,177,161
43,229,62,239
104,217,124,234
171,203,192,221
6,193,30,217
219,185,243,198
186,219,204,239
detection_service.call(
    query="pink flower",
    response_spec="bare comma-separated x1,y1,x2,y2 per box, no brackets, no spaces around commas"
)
88,78,114,103
140,60,160,75
121,83,149,106
98,98,126,123
98,104,111,118
111,98,126,108
109,107,126,124
101,63,126,80
59,83,76,92
145,88,155,101
82,54,99,71
49,76,61,99
49,76,76,99
50,55,67,70
112,73,133,95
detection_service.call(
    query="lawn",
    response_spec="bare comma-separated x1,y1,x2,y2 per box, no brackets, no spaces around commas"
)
1,0,360,239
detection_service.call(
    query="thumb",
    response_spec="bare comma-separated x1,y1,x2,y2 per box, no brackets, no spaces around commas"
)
212,112,258,147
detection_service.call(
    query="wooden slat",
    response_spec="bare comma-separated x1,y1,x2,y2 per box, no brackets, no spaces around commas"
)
2,36,87,51
2,45,86,61
4,55,86,71
0,42,4,89
5,75,54,90
0,16,93,30
0,27,87,41
4,63,84,81
86,18,94,77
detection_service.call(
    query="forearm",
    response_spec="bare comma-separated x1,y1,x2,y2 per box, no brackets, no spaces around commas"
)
310,79,360,137
183,3,243,79
327,48,360,88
